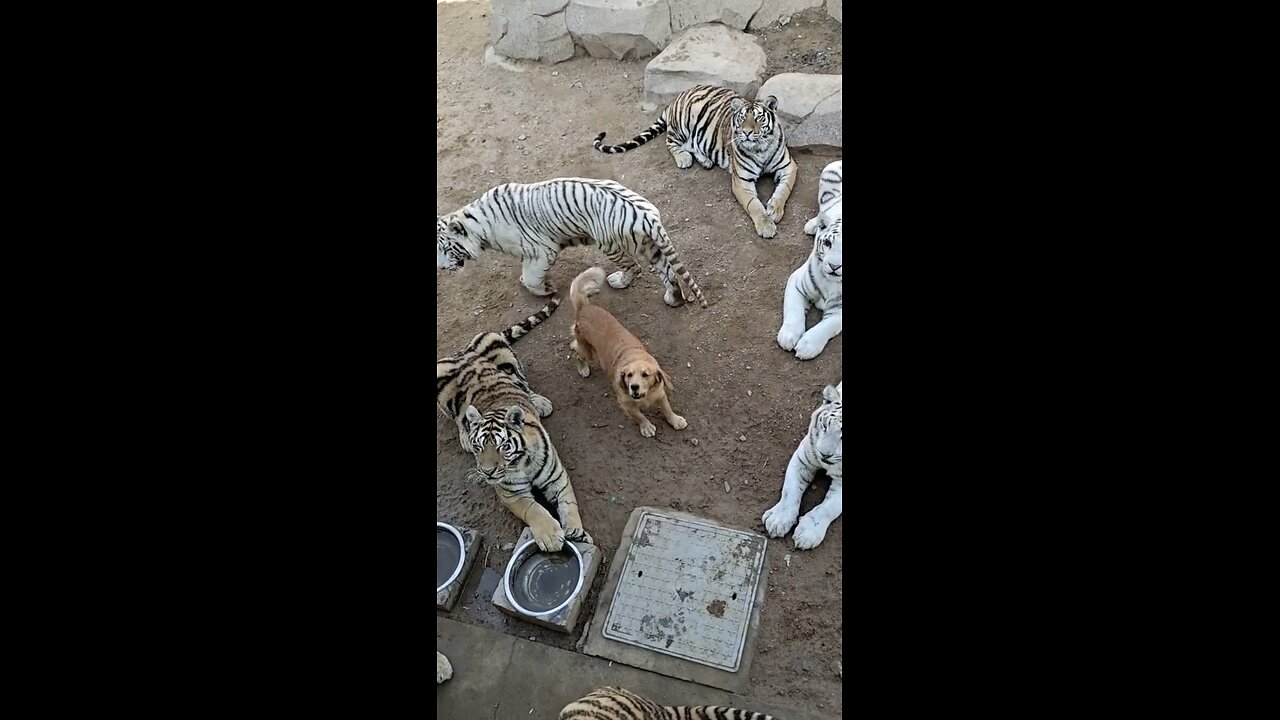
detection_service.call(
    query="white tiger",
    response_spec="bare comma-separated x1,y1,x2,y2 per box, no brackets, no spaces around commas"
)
777,160,842,360
437,651,452,684
762,382,843,550
437,178,707,308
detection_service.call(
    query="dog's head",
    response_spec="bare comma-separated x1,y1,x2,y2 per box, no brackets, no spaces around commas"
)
618,358,671,401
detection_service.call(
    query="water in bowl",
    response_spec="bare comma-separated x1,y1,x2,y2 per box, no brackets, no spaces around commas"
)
510,548,581,613
437,528,463,589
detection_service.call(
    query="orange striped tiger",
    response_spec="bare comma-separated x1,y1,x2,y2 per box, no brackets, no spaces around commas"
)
594,84,798,240
560,687,776,720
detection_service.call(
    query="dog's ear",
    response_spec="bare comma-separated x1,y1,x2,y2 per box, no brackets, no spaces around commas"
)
505,405,525,429
618,369,629,394
659,369,674,393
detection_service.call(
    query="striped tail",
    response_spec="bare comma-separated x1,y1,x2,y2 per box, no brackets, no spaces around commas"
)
503,294,561,343
594,118,668,154
668,707,776,720
651,227,708,308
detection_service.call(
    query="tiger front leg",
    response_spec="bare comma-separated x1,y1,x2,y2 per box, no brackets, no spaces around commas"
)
604,246,640,290
500,489,566,552
520,254,556,297
549,476,593,545
794,311,843,361
793,478,843,550
730,170,777,238
666,132,694,169
762,439,818,537
777,266,810,352
765,159,798,223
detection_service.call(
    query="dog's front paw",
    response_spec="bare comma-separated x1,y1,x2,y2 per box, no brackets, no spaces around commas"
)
564,527,594,545
577,362,591,378
640,421,657,438
532,523,566,552
794,332,830,360
777,325,803,352
766,200,785,223
437,652,453,684
793,515,831,550
762,502,799,537
668,414,688,430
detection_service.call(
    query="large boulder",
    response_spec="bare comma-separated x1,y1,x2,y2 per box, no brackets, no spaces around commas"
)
643,23,768,108
827,0,843,22
670,0,764,32
748,0,824,30
490,0,575,63
566,0,672,60
757,73,842,155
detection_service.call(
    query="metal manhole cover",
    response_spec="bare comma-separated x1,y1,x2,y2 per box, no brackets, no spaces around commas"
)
602,510,766,672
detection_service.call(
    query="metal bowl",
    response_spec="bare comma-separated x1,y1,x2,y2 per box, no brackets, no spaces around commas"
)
503,538,584,617
436,522,466,593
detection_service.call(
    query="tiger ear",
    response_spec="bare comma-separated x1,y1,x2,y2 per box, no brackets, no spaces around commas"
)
448,218,467,235
730,97,746,111
464,405,482,427
505,405,525,429
763,95,778,111
822,384,840,403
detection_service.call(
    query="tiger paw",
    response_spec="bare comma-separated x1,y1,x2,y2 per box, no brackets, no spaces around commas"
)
804,216,821,235
766,201,786,223
762,502,800,537
663,289,683,307
754,219,778,239
639,421,657,438
532,524,566,552
794,331,830,360
531,393,554,417
793,515,831,550
607,271,634,289
436,652,453,684
668,414,688,430
777,324,803,352
674,151,694,169
564,527,594,545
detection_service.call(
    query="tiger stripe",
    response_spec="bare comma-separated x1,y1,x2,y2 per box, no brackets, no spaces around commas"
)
558,687,777,720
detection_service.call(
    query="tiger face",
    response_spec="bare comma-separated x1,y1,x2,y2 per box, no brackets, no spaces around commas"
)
729,96,779,152
811,383,843,464
813,219,843,279
463,404,529,484
437,214,479,272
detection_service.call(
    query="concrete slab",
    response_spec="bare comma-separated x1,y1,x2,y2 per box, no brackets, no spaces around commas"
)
436,615,827,720
492,526,603,635
436,526,481,612
582,507,771,693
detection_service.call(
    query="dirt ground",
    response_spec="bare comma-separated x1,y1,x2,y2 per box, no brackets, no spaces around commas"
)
436,3,843,716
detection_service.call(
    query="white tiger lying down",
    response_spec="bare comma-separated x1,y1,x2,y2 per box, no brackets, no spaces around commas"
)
762,382,843,550
777,160,842,360
436,177,707,308
436,651,452,684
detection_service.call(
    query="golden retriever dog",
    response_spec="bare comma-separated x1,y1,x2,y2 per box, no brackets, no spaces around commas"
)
569,267,688,438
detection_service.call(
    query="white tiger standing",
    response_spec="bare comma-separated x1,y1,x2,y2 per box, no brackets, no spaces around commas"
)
436,177,707,308
777,160,842,360
762,382,843,550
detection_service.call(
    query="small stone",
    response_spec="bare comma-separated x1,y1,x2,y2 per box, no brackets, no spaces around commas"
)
724,481,731,493
529,636,536,641
687,362,692,368
552,70,559,76
747,390,753,396
738,434,747,442
518,134,527,140
623,72,629,79
502,542,515,551
690,438,699,446
834,660,842,678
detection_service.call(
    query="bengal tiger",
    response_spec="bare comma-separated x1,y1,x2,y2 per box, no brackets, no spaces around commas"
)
436,296,592,551
436,652,452,684
777,160,842,360
762,382,843,550
593,84,798,240
560,687,775,720
436,178,707,309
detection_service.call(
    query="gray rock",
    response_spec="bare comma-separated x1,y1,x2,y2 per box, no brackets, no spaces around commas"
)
827,0,843,22
758,72,842,126
748,0,823,30
789,91,842,155
491,0,575,63
643,23,767,107
567,0,672,60
530,0,571,14
670,0,764,32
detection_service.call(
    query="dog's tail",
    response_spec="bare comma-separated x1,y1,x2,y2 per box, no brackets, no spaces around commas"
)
570,267,607,316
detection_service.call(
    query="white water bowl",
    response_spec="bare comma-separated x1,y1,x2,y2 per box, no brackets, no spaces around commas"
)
436,522,466,593
503,539,584,618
